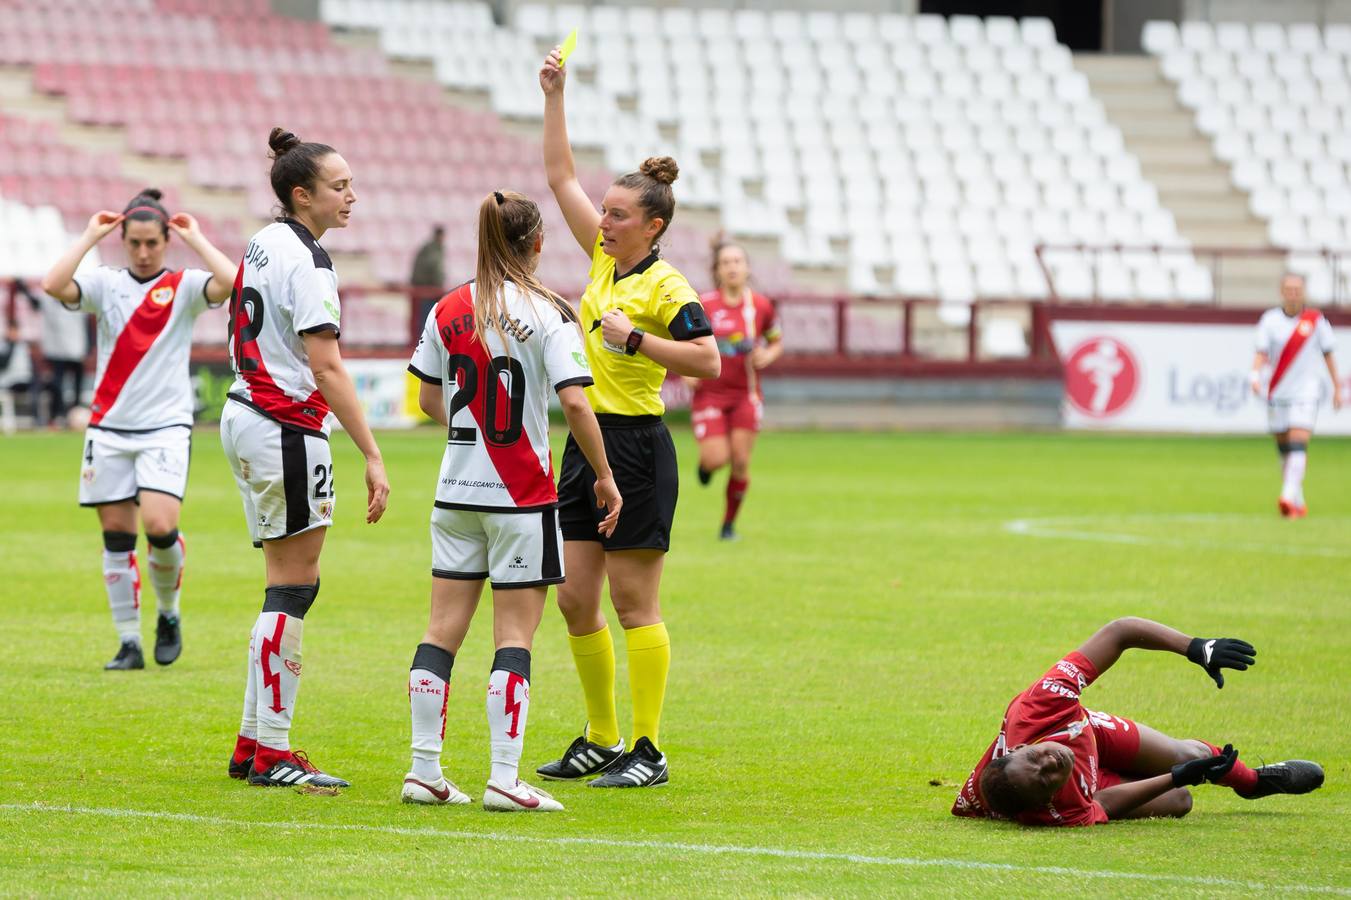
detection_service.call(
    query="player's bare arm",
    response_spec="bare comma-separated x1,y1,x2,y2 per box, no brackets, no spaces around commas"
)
1097,745,1238,820
1250,350,1269,396
1075,617,1255,687
557,384,622,537
540,49,601,256
600,310,720,379
40,211,124,304
417,381,448,427
166,213,236,305
1326,352,1343,410
304,331,390,523
750,338,784,370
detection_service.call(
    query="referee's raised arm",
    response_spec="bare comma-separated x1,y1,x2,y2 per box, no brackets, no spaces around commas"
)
540,48,600,256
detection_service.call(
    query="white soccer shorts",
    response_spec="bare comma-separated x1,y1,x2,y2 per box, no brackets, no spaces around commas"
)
220,402,334,546
79,425,191,506
1267,399,1319,433
431,506,564,588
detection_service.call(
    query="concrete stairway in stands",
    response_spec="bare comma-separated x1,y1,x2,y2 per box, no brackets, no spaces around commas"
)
1075,54,1283,306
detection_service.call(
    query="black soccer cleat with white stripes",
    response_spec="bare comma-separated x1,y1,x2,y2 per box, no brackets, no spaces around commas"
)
247,750,350,789
589,736,669,788
1241,760,1324,799
536,734,625,781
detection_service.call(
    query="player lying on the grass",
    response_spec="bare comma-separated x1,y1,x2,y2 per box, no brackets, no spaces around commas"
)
41,188,236,671
1249,272,1341,519
952,617,1324,826
401,190,621,812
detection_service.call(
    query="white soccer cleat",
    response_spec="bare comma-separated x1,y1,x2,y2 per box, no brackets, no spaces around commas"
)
401,773,471,805
482,778,564,812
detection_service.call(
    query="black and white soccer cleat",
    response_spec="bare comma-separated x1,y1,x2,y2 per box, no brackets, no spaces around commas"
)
589,736,669,788
1242,760,1324,799
536,733,625,781
248,750,350,789
154,614,182,666
104,640,144,671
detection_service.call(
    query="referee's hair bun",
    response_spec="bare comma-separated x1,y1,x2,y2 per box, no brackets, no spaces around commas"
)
639,156,679,185
268,127,301,158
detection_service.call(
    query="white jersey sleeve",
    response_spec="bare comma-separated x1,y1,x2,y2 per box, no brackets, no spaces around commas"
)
408,308,443,384
1315,315,1335,354
71,266,113,313
290,263,341,336
541,302,591,392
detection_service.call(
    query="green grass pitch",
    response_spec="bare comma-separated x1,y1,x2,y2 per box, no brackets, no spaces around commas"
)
1,427,1348,896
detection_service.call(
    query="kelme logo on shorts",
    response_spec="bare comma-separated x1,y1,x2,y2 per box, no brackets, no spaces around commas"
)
572,351,590,370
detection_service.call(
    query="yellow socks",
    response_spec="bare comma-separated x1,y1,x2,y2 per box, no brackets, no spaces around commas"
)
568,625,619,748
625,622,670,748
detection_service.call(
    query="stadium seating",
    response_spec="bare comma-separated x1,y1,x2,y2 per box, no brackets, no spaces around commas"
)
319,1,1212,305
1146,19,1351,302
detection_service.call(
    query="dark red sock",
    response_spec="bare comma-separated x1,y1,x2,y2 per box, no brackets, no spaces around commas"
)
724,477,749,526
231,734,258,765
253,743,291,773
1202,741,1259,794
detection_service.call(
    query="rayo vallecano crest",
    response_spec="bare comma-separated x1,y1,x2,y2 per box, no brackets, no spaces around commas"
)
150,286,175,306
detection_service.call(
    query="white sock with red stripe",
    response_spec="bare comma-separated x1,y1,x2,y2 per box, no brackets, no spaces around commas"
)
409,643,454,781
1282,445,1308,505
102,531,141,645
487,648,531,786
146,530,184,617
251,584,316,764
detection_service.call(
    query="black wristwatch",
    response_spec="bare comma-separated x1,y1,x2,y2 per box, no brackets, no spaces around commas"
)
625,327,645,356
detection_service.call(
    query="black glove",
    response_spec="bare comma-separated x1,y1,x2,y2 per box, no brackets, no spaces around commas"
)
1187,637,1256,689
1171,743,1238,787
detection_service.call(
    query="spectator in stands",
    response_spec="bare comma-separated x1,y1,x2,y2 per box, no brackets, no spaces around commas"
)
532,47,720,790
23,277,89,428
409,225,447,344
686,236,783,541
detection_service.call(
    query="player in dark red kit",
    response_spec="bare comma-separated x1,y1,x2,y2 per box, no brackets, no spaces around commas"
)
687,238,781,540
953,617,1324,826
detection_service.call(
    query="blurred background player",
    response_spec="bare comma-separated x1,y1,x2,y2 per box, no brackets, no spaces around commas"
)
401,189,621,812
222,128,390,790
534,47,720,789
21,276,90,429
1250,273,1341,519
687,236,782,540
953,617,1323,826
40,189,235,670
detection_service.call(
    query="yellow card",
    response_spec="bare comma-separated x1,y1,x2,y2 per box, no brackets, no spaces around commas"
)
558,28,578,66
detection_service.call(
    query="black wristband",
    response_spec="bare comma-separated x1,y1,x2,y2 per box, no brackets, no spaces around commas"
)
625,327,645,356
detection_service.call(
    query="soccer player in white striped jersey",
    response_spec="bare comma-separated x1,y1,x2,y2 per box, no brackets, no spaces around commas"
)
1250,273,1342,518
222,128,389,791
41,189,236,671
401,190,621,811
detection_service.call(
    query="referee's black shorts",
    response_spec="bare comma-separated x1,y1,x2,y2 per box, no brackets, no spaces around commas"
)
557,414,678,551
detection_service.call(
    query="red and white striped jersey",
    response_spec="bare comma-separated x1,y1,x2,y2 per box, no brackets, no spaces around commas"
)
227,219,341,436
408,281,592,511
69,265,216,431
1255,307,1336,402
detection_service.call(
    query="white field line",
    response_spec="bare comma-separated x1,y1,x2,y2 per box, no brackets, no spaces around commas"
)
2,802,1349,895
1005,514,1351,559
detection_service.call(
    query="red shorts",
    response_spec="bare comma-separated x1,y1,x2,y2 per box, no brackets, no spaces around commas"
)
1088,710,1141,790
691,392,762,440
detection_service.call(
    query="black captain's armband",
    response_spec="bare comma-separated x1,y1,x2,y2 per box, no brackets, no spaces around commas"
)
668,302,713,340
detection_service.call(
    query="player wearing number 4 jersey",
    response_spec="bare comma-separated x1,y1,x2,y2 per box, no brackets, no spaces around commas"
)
41,188,236,671
953,618,1324,827
402,190,621,811
1249,273,1342,519
222,128,390,791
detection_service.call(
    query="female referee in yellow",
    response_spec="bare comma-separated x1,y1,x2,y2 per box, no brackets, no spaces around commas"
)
534,47,720,788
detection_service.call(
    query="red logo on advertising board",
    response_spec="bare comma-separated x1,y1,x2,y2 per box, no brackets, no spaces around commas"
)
1065,337,1139,417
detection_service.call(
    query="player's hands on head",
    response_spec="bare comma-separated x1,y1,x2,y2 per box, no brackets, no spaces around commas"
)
364,457,390,524
167,213,199,239
600,309,635,346
1171,743,1238,787
1187,637,1256,689
592,474,622,537
85,211,124,241
539,49,566,95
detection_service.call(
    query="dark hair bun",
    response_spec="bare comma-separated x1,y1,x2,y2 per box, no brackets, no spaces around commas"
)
137,187,163,202
640,156,678,185
268,127,301,158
